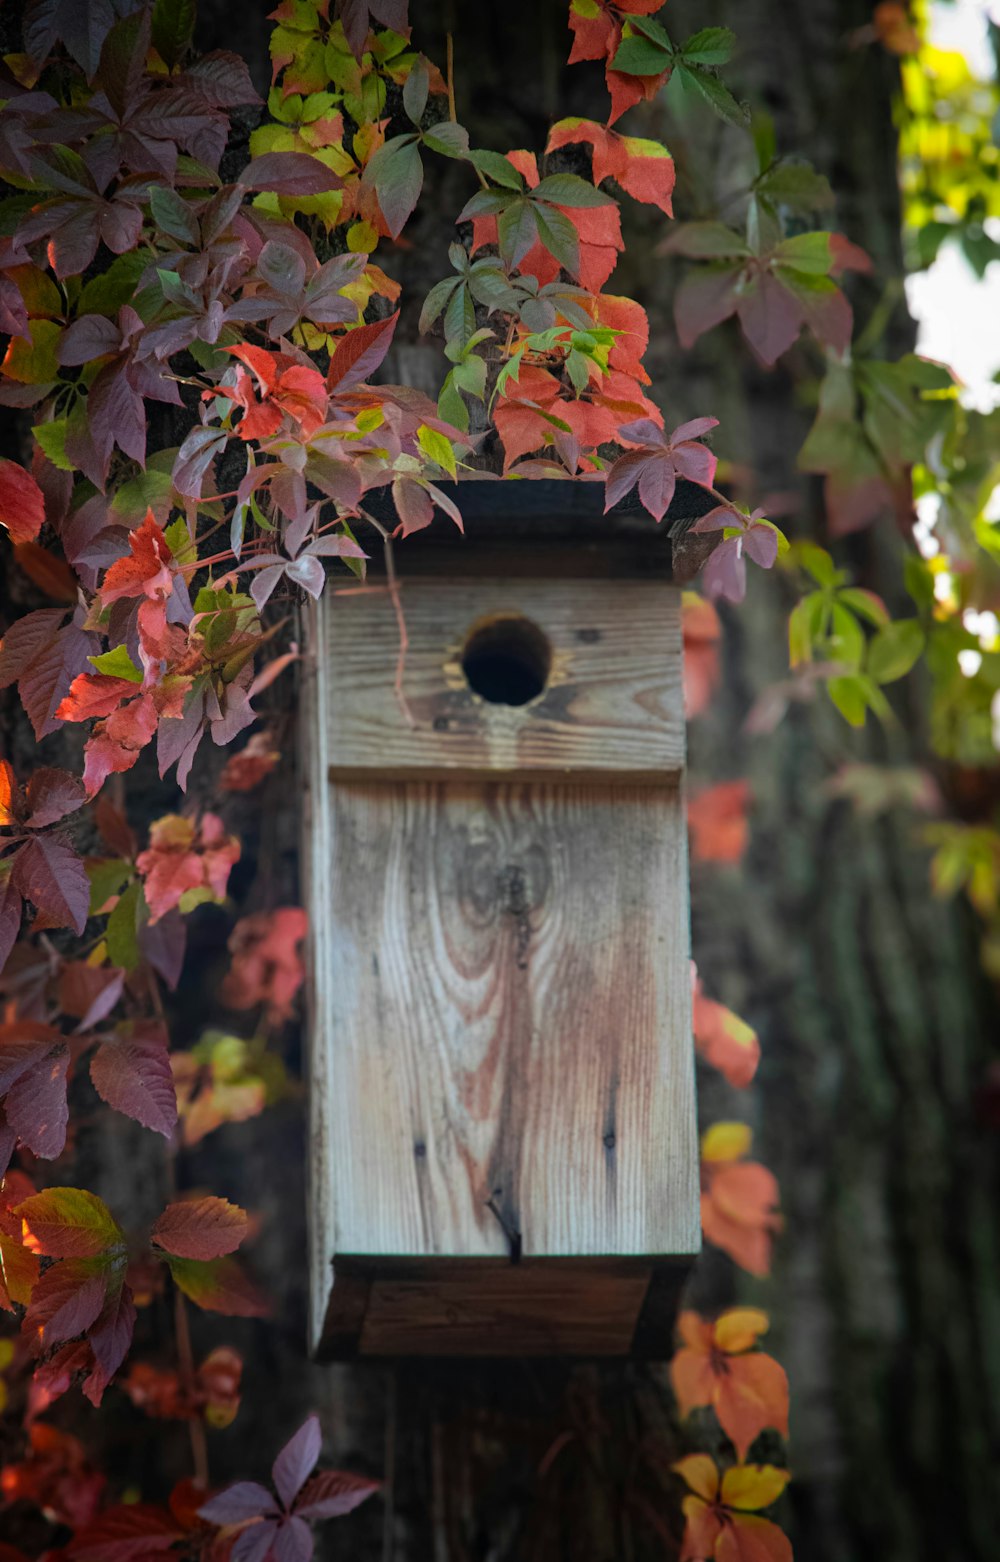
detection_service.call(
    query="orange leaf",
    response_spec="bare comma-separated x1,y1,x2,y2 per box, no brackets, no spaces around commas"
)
688,780,751,864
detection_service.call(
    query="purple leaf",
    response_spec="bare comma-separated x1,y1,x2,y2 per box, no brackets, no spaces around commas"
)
272,1416,322,1509
743,524,779,569
231,1522,281,1562
0,879,23,975
198,1483,279,1526
173,425,228,498
24,1260,108,1347
240,153,343,195
5,1044,69,1158
273,1516,313,1562
285,554,326,599
23,766,86,828
87,1279,136,1379
58,314,122,364
11,833,89,933
138,910,186,989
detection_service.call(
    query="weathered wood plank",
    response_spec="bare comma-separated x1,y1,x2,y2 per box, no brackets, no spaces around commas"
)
314,782,698,1265
321,579,685,781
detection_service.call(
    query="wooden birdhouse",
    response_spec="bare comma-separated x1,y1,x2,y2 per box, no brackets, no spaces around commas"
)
301,479,710,1358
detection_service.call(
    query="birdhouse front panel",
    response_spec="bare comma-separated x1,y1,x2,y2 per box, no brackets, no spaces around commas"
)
302,575,699,1357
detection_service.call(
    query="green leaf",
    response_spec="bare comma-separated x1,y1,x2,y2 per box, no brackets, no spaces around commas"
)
422,121,470,158
904,553,935,614
773,231,834,276
110,464,175,525
829,601,866,669
106,880,145,971
756,161,834,212
88,859,133,915
151,0,196,68
15,1188,124,1258
664,221,750,259
418,276,459,334
438,370,469,433
469,150,526,190
80,253,157,316
672,63,750,128
32,419,72,470
443,282,475,347
828,673,869,726
837,587,889,628
88,646,143,682
611,35,672,76
149,185,199,247
165,1254,268,1316
402,58,429,125
417,424,457,478
531,203,580,276
533,173,613,208
679,26,736,65
164,516,197,566
788,597,815,666
867,619,925,684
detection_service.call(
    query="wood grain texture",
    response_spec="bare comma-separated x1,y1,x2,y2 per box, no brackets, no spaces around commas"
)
321,578,684,781
320,781,697,1261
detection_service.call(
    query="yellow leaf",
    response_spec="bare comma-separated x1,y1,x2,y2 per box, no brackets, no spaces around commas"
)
701,1121,752,1163
673,1453,719,1502
721,1463,791,1512
714,1307,770,1353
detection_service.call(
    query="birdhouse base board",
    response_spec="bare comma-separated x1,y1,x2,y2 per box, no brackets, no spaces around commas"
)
315,1256,692,1359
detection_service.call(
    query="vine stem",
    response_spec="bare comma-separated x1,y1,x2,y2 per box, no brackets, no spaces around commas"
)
357,509,416,728
173,1285,210,1490
148,965,210,1490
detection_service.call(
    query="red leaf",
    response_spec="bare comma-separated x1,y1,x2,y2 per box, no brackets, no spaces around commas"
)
99,511,174,605
90,1024,177,1138
296,1468,381,1519
69,1503,181,1560
95,796,138,859
152,1196,248,1260
11,833,90,933
13,541,78,603
327,312,399,393
0,1022,61,1093
0,457,46,544
59,962,125,1031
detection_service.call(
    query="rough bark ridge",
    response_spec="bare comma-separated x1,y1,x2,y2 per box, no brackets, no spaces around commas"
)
1,2,997,1560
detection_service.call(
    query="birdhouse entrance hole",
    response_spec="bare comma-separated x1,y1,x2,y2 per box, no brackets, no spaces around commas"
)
461,613,551,706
